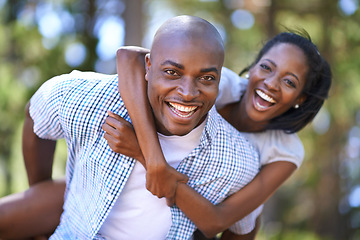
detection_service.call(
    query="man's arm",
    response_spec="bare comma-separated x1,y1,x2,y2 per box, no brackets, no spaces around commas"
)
22,102,56,185
116,47,188,203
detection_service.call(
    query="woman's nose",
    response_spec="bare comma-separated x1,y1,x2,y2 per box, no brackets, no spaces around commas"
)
264,75,280,91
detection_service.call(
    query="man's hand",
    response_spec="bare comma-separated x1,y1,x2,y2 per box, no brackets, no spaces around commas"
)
146,163,189,206
102,111,145,164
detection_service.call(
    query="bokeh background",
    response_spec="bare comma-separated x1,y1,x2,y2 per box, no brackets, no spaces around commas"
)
0,0,359,239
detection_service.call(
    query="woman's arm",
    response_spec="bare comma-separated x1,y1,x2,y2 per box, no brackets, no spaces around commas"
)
174,161,296,238
116,47,188,204
102,112,296,237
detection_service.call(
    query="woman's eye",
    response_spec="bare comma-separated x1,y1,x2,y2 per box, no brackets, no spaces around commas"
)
165,69,179,76
260,64,271,71
284,78,296,88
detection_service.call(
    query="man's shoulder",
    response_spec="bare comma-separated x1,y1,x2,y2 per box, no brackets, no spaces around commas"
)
68,70,116,81
41,71,117,92
206,108,258,156
207,108,247,140
37,70,122,113
57,70,118,95
191,109,259,194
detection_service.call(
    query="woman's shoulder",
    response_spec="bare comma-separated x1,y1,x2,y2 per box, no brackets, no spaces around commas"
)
244,129,302,144
242,130,304,168
220,67,248,89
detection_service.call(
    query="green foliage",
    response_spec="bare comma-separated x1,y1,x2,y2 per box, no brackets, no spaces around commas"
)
258,228,332,240
0,0,87,196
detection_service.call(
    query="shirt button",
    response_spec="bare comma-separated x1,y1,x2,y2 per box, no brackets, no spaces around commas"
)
123,162,130,168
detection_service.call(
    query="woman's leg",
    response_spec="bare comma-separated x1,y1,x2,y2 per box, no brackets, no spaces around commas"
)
0,179,66,239
193,216,260,240
220,216,261,240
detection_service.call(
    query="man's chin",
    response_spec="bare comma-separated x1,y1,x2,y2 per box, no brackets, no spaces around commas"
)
160,125,195,136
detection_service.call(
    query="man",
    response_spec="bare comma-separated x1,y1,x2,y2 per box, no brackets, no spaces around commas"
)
4,15,259,239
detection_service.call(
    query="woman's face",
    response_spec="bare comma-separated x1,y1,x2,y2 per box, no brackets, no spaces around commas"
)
243,43,308,124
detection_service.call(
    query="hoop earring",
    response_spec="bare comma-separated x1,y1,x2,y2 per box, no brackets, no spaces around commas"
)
294,104,299,109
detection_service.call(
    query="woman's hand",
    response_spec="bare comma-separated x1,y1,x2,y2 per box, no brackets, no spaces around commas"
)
102,111,145,165
102,110,188,205
146,162,188,206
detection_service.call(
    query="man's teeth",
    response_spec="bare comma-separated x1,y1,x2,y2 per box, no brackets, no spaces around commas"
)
256,89,276,103
169,102,197,112
168,102,197,118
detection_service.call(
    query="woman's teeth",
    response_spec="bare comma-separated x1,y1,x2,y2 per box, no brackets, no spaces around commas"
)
256,89,276,103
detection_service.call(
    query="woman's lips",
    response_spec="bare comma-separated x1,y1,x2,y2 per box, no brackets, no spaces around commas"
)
254,89,276,110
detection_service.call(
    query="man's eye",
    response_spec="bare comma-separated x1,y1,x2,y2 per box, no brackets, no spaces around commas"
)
199,75,215,81
165,70,179,76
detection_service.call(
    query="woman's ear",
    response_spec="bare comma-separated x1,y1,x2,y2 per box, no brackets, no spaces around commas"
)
145,53,151,82
295,94,307,108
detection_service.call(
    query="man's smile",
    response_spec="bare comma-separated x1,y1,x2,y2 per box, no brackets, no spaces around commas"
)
167,102,198,118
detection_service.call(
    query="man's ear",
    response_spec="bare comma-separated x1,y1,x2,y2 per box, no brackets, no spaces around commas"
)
145,53,151,82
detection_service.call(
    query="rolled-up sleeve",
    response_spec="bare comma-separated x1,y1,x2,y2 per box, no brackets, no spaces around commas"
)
29,74,71,140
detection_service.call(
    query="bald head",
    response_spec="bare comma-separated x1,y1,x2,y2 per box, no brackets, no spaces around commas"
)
151,15,224,63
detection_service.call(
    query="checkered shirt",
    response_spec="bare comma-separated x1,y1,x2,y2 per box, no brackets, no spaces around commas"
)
30,71,260,240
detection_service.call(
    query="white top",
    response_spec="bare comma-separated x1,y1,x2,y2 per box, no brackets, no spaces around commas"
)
98,121,206,239
217,67,304,168
216,67,248,109
242,131,303,168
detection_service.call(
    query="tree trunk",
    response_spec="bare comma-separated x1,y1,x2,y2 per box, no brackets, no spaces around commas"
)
124,0,143,46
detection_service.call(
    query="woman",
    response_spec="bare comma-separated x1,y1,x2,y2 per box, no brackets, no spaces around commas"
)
108,30,331,239
0,31,331,240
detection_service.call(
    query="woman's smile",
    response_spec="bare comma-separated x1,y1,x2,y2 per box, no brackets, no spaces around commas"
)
253,89,276,110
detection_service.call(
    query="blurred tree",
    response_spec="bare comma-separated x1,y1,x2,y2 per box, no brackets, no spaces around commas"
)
124,0,144,45
0,0,126,194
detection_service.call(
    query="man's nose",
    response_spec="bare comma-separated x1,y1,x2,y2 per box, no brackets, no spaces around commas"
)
177,77,200,101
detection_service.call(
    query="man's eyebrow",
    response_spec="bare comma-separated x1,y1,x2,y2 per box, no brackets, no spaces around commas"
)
264,59,299,82
161,60,219,74
200,67,219,74
161,60,184,70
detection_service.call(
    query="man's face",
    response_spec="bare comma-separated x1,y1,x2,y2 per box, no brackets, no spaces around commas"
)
145,37,223,136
